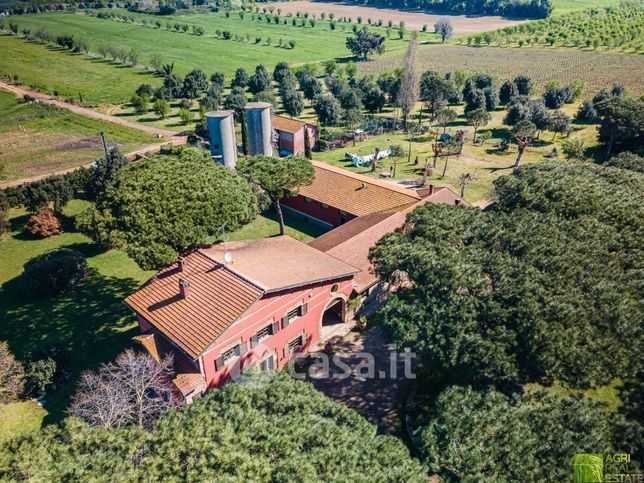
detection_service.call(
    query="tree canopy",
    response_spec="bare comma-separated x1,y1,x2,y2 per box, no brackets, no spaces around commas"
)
345,30,385,60
78,148,257,270
0,373,426,481
417,386,613,482
370,162,643,388
238,155,314,236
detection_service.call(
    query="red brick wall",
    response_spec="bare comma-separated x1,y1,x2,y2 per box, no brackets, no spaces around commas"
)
200,277,353,388
282,194,356,227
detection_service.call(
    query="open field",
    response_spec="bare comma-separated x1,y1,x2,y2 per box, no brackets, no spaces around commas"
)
0,200,326,437
362,45,644,95
0,91,160,182
9,9,425,76
0,34,158,105
264,0,528,34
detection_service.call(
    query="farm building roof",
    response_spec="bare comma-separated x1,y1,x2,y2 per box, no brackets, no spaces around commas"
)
125,236,358,359
133,332,206,397
310,186,470,293
299,161,421,217
272,115,307,134
201,236,358,293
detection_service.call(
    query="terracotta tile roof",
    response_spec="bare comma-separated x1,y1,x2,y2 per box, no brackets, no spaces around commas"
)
272,115,306,134
125,251,263,359
308,211,397,252
201,236,359,293
133,332,206,396
298,161,421,217
309,186,470,293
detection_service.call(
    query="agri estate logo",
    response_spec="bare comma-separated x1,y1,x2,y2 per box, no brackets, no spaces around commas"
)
574,453,642,483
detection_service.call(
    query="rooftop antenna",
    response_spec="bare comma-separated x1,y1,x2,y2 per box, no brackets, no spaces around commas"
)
217,223,233,265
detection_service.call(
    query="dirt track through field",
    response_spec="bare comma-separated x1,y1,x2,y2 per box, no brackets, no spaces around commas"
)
0,81,187,188
264,0,528,34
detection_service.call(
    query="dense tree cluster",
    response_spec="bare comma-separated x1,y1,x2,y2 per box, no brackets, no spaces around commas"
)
77,148,258,269
371,162,643,388
417,386,615,481
0,373,426,481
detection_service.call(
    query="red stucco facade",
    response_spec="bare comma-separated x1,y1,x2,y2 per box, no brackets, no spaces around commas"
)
282,194,357,227
276,125,318,155
136,277,353,390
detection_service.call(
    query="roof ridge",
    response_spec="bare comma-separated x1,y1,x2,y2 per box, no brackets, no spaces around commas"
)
310,160,421,200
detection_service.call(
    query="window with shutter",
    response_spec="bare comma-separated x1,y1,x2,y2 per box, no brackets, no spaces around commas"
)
256,324,272,342
288,335,303,353
215,356,224,371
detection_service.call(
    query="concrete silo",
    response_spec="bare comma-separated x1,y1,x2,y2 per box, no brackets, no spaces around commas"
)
205,110,237,170
245,102,273,156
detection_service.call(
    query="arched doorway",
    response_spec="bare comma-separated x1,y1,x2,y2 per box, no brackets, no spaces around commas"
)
319,296,347,341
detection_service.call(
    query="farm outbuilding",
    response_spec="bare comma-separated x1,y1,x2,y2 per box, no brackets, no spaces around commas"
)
272,115,317,156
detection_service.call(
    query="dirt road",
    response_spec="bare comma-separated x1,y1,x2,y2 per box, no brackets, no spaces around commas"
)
0,81,188,188
0,81,181,139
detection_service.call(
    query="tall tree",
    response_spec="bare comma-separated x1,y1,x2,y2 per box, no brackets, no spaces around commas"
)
86,147,128,201
434,18,453,42
466,108,491,142
396,31,419,127
237,155,315,236
70,349,179,430
77,148,258,269
345,29,385,59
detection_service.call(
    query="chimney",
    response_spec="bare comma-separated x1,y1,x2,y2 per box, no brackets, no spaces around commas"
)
428,184,434,195
455,198,462,207
358,182,367,191
179,278,190,298
178,257,186,272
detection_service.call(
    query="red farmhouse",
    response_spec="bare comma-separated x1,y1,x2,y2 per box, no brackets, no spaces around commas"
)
125,236,358,402
272,115,318,156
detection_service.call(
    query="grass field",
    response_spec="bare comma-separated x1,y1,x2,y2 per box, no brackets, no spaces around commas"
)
362,44,644,95
0,91,160,182
8,9,424,76
0,200,325,438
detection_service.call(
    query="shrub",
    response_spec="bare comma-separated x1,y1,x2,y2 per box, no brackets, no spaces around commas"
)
178,108,193,125
19,248,87,298
26,208,63,238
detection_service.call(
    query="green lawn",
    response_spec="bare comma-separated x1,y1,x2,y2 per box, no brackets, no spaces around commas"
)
0,34,159,106
0,91,161,182
551,0,623,15
5,10,428,101
0,199,326,438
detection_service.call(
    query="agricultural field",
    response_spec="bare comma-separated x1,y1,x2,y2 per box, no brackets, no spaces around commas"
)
0,34,158,105
5,8,427,77
467,3,644,52
362,45,644,95
0,91,161,183
263,0,529,34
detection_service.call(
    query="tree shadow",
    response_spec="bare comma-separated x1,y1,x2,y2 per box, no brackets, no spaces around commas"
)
0,269,143,426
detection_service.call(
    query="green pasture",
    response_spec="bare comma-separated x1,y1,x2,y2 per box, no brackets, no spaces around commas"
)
9,10,425,76
0,33,158,105
0,91,160,182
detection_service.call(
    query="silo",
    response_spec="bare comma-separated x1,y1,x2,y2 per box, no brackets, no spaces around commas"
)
245,102,273,156
205,110,237,169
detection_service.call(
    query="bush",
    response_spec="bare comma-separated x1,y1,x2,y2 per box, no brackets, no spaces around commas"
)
26,208,63,238
19,248,87,298
178,108,193,125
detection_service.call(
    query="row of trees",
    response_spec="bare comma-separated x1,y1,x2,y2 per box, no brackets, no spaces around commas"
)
476,3,644,52
352,0,552,18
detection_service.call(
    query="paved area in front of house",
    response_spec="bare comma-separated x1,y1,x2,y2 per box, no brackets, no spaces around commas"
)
307,326,414,435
